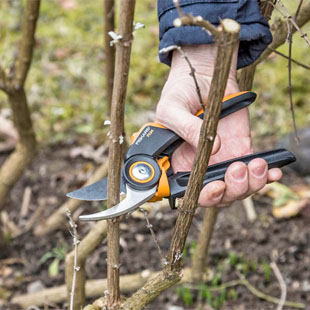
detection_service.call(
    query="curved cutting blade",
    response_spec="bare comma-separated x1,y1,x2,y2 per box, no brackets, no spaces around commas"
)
79,185,157,221
66,177,126,201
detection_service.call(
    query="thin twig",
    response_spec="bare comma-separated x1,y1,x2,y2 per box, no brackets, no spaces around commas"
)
236,272,303,308
176,46,205,110
184,275,303,309
295,0,304,18
287,0,303,143
66,209,80,310
268,47,310,70
173,0,219,37
139,208,168,267
270,261,287,310
173,0,185,17
277,0,310,46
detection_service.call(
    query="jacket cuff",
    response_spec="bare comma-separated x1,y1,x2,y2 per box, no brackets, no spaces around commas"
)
158,1,272,69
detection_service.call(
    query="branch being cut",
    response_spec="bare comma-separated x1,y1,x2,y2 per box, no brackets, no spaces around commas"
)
106,0,136,307
103,0,115,114
122,18,240,310
191,0,275,284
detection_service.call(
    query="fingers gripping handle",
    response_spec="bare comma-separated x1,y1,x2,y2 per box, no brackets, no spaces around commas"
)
168,148,296,208
126,91,256,160
162,91,256,157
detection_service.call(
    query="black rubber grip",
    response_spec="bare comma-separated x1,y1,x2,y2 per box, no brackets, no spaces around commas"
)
167,148,296,209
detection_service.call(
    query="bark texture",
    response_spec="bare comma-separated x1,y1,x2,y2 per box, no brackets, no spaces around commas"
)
0,0,40,210
121,18,240,310
106,0,136,307
104,0,115,113
191,0,278,284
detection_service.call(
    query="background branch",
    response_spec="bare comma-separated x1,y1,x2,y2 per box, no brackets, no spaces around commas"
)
257,1,310,64
268,47,310,70
12,0,41,89
0,0,40,211
277,0,310,46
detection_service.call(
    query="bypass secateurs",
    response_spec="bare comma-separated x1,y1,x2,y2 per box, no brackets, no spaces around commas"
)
67,91,296,221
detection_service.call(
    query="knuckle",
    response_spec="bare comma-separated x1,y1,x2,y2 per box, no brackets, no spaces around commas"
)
182,121,198,145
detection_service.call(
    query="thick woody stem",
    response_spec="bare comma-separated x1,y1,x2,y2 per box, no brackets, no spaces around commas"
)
121,19,240,310
13,0,40,90
0,90,37,210
191,0,276,282
0,0,40,211
106,0,135,307
166,19,240,273
104,0,115,114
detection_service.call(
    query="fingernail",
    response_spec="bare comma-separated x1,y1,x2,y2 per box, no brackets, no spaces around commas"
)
232,166,247,181
252,166,267,177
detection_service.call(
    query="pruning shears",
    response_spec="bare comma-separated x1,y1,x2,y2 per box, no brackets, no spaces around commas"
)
66,91,296,221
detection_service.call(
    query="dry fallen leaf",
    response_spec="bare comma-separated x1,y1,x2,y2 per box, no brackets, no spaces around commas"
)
258,182,310,219
272,199,309,219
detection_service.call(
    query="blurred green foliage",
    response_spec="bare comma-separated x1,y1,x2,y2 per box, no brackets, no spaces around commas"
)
0,0,309,146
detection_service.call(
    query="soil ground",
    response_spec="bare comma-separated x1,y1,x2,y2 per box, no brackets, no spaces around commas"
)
0,144,309,310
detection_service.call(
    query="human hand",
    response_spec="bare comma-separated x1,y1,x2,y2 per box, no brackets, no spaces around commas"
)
156,44,282,207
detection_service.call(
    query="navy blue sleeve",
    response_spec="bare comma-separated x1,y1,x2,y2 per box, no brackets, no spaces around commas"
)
157,0,272,69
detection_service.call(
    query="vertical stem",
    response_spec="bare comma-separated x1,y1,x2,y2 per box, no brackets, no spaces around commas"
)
166,19,240,274
122,19,240,310
107,0,135,307
104,0,115,114
14,0,41,89
191,0,277,283
0,90,37,210
191,208,218,281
